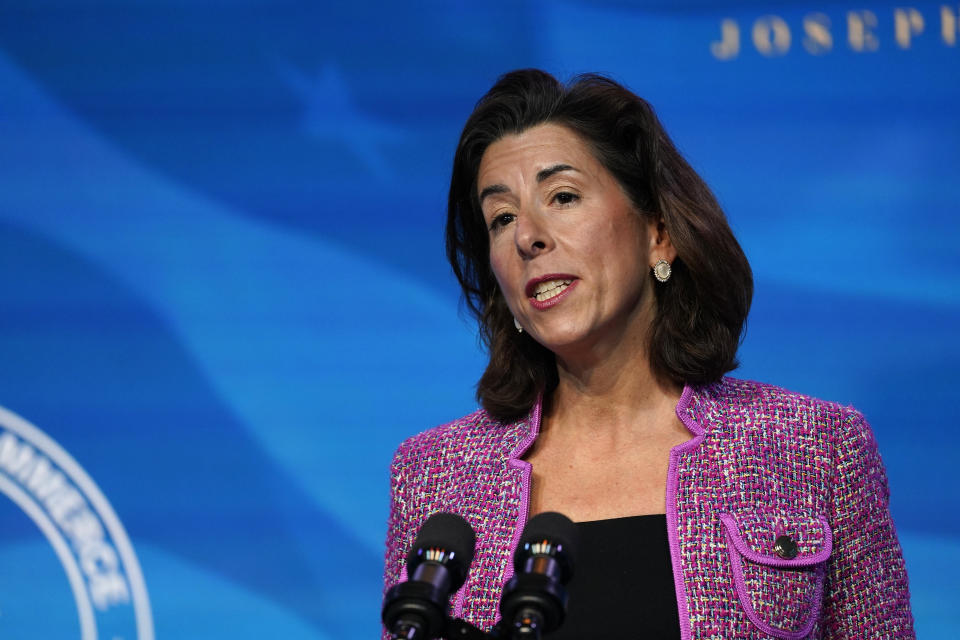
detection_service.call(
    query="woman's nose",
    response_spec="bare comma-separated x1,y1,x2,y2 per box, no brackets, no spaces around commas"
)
514,208,553,259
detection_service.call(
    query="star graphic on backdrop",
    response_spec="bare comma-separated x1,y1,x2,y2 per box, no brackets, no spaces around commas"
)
277,61,408,180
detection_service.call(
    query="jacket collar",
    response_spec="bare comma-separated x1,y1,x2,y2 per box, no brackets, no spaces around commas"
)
502,379,728,461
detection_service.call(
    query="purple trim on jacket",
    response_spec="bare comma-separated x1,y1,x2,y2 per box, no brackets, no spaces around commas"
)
667,383,705,640
502,397,542,586
383,377,914,639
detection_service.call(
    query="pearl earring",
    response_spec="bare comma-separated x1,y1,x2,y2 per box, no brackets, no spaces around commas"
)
513,317,523,333
653,259,672,283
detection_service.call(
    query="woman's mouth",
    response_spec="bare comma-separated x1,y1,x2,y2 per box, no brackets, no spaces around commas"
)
526,276,579,309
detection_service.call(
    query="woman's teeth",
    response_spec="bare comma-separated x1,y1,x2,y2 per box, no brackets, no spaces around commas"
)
533,279,573,302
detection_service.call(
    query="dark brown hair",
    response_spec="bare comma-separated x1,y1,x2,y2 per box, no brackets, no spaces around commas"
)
446,69,752,422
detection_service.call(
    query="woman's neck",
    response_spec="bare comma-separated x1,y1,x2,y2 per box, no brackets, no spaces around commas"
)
548,341,683,443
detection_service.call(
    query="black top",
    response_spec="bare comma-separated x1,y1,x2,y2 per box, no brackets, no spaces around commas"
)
544,514,681,640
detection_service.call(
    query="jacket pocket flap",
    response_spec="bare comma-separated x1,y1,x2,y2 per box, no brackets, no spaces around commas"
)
720,510,832,567
721,510,832,639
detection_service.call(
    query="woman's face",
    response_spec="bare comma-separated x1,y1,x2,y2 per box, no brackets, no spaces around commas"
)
477,122,674,360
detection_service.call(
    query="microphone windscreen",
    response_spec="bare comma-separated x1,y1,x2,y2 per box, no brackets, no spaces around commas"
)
520,511,579,562
409,512,477,572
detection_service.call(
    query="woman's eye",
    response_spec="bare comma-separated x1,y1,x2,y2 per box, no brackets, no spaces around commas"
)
489,213,515,231
553,191,579,206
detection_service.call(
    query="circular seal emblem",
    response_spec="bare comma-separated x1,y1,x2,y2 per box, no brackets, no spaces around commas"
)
0,405,154,640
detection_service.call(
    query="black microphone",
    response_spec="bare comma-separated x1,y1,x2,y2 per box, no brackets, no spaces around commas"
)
382,512,477,640
499,512,578,640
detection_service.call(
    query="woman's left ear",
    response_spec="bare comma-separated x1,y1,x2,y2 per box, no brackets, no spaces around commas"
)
649,217,677,264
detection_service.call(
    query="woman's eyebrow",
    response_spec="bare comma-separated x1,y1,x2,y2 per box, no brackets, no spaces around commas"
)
479,183,510,204
479,164,579,203
537,164,577,182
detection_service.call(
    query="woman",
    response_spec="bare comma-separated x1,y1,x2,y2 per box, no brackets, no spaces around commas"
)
383,69,913,639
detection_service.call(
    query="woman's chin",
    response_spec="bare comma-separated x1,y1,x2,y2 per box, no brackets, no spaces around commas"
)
529,316,647,364
529,327,596,356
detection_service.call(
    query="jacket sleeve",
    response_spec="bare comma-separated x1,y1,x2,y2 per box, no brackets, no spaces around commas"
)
382,445,415,640
384,447,409,588
821,410,914,638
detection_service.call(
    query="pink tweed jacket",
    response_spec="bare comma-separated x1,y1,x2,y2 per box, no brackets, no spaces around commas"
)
383,377,914,639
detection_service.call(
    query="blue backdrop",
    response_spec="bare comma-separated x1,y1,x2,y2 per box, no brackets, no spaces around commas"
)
0,1,957,638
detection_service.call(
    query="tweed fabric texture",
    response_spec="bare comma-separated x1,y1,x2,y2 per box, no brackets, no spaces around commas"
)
382,378,914,639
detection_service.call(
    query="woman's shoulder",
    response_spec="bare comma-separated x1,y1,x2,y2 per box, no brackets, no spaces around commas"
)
393,407,490,455
697,377,887,496
390,406,531,474
695,376,867,437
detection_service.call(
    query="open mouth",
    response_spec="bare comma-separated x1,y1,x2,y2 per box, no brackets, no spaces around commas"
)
525,275,579,309
530,279,574,302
